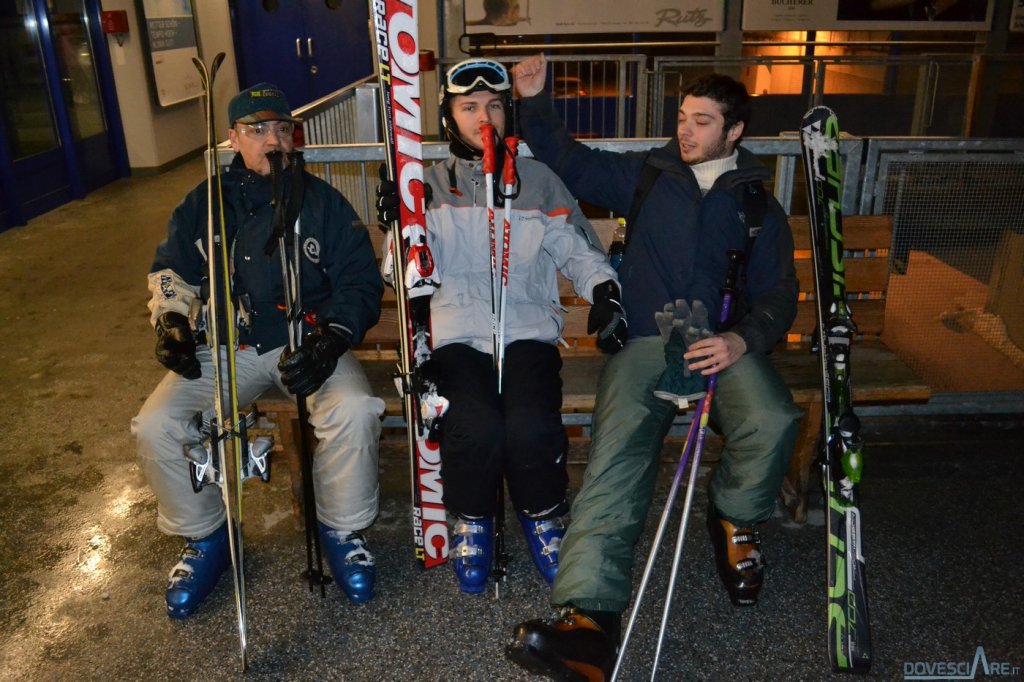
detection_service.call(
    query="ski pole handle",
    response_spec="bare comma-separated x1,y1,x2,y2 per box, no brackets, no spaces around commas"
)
481,123,497,175
502,137,518,187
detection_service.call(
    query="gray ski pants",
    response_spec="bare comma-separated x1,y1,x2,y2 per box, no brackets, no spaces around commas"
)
132,346,385,539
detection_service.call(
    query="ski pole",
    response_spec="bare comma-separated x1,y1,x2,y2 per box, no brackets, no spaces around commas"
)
613,250,745,682
612,411,701,682
287,151,327,597
496,137,519,392
268,150,326,596
491,482,510,599
481,124,499,380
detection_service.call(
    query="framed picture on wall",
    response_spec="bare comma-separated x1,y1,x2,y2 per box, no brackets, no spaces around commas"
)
137,0,203,107
742,0,993,31
463,0,725,35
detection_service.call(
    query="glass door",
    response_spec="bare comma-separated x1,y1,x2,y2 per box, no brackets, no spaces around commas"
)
48,0,117,191
0,0,125,230
1,0,72,221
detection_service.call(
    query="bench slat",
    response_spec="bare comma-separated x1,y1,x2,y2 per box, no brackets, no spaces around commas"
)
259,340,929,420
789,215,893,251
360,297,888,347
794,257,890,295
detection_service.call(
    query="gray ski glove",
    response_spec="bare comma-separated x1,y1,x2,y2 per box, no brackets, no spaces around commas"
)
653,299,713,406
278,323,351,397
155,311,201,380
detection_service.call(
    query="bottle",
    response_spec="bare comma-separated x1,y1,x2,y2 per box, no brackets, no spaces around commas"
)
608,217,626,271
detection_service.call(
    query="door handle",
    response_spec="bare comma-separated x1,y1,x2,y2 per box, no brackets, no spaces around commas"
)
295,38,301,59
307,38,314,58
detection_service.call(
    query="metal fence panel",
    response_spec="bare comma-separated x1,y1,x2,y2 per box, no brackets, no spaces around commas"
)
863,139,1024,392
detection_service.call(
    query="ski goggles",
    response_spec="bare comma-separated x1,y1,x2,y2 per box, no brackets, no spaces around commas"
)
444,59,511,95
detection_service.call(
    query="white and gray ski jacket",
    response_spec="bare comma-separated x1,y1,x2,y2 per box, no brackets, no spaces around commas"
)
424,154,618,354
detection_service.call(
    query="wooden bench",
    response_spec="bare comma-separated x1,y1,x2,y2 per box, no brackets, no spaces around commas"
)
258,214,930,526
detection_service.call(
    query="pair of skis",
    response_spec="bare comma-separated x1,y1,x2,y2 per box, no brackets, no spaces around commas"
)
371,1,522,572
189,53,272,671
481,124,520,391
369,0,449,570
800,105,872,674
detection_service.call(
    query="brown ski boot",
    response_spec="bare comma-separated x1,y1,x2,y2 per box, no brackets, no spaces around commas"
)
707,506,765,606
507,607,619,681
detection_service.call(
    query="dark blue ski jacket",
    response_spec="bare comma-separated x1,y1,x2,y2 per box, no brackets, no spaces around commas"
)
516,92,798,353
149,154,382,354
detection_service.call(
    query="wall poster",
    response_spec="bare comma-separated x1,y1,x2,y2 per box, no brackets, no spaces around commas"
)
742,0,993,32
464,0,725,35
137,0,203,107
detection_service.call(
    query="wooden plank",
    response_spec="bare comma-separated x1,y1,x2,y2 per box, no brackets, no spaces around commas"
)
791,298,885,338
790,215,893,251
259,340,930,420
794,257,890,294
556,298,885,340
366,294,886,345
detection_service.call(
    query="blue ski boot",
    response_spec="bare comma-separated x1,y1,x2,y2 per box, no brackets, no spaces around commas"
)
518,513,565,585
165,521,231,619
451,516,494,594
319,522,376,604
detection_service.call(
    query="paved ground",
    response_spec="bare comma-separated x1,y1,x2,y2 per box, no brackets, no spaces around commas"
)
0,161,1021,681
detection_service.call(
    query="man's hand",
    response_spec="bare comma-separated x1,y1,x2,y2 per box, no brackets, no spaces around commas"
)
684,331,747,375
278,324,351,397
587,280,628,354
155,311,201,380
376,163,432,228
512,53,548,99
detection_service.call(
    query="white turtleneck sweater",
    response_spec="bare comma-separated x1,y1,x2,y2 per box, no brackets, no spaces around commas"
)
690,150,739,195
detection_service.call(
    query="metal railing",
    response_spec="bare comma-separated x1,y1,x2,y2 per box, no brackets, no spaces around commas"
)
218,135,1023,396
438,54,648,139
289,75,378,146
647,55,1024,139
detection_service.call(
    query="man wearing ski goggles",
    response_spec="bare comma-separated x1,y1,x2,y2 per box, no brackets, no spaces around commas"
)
377,58,626,597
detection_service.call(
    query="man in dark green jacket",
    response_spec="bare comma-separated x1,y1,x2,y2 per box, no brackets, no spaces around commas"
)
506,55,803,680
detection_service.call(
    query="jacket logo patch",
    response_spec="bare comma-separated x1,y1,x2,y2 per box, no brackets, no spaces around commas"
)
303,238,321,264
160,274,176,299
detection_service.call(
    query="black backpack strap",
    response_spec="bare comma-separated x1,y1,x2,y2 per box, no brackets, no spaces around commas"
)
623,152,662,251
740,180,767,263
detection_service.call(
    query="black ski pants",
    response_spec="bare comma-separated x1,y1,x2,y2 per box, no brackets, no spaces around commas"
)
431,340,569,520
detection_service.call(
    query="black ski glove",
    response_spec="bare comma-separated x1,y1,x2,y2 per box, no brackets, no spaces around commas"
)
278,323,351,397
155,311,201,380
587,280,628,354
376,163,431,227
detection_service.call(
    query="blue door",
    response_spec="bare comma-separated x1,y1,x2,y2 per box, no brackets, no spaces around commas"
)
0,0,128,232
231,0,372,108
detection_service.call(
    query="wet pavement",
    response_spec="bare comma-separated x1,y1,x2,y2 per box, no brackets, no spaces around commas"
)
1,161,1022,681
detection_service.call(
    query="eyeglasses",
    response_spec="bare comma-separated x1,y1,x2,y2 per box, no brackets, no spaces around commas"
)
236,121,296,139
444,59,511,95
